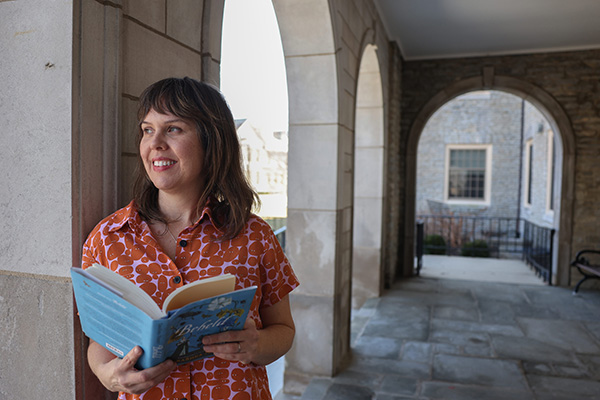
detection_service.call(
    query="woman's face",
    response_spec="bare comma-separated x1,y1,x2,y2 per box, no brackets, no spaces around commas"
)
139,108,205,198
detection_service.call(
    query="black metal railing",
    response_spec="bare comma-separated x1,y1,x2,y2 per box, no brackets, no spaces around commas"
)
416,215,523,258
273,226,286,250
415,215,555,284
265,218,287,250
523,220,555,285
416,221,424,276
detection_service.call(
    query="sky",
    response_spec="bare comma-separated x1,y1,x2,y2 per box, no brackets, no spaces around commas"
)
220,0,289,133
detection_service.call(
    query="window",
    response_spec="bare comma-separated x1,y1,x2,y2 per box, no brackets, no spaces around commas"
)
546,131,555,213
445,145,491,204
524,139,533,207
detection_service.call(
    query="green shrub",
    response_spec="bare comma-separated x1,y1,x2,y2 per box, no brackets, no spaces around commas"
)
461,239,490,257
424,234,446,255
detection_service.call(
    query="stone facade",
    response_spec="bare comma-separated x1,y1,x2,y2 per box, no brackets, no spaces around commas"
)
521,102,556,229
236,119,288,218
417,91,523,219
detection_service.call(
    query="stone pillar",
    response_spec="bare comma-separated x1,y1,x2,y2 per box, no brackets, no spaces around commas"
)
273,0,350,393
353,44,385,308
0,0,76,398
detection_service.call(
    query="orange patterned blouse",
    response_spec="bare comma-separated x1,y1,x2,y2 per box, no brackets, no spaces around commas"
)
81,201,299,400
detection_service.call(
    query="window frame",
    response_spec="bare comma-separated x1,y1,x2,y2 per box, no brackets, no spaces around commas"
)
545,130,555,215
444,144,492,205
524,138,534,208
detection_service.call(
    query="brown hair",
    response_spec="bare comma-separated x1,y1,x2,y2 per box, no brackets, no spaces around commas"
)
132,77,259,239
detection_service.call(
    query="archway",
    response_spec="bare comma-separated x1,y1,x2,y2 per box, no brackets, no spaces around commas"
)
272,0,348,386
352,44,385,308
415,90,559,284
404,72,575,286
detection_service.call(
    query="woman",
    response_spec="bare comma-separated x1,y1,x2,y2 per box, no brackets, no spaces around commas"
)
82,77,299,399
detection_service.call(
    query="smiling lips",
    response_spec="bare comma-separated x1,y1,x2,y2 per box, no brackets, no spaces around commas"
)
152,160,176,172
153,159,176,168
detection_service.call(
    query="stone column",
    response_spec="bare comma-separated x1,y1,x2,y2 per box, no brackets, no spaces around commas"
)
273,0,351,393
0,0,76,398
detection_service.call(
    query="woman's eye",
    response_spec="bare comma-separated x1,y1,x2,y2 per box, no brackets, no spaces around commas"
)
142,127,153,135
168,126,182,134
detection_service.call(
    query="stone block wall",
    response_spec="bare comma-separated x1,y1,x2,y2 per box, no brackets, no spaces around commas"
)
118,0,221,207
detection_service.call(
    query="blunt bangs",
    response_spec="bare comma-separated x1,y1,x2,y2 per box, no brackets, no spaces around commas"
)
138,78,197,123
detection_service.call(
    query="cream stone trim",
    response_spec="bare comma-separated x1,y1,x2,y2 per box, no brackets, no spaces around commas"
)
443,144,492,206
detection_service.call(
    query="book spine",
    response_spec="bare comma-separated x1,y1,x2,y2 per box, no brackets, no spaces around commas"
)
136,319,167,370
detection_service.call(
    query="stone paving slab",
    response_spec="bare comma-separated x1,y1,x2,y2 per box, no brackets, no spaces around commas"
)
584,320,600,342
477,299,517,324
431,317,524,336
353,335,404,359
346,356,431,380
433,304,479,321
432,353,528,389
386,287,477,308
491,334,579,363
517,317,600,353
527,375,600,398
429,329,493,357
400,341,433,363
470,283,531,303
321,383,374,400
577,354,600,379
420,382,535,400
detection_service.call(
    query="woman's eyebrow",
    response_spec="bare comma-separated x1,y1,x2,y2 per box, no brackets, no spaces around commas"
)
141,118,185,125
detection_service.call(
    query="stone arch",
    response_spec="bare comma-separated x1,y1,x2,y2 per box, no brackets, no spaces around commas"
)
404,72,575,285
271,0,345,383
353,43,385,308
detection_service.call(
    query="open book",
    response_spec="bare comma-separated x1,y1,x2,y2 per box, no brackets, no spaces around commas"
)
71,264,256,369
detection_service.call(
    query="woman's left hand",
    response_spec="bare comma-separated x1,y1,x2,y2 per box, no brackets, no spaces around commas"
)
202,296,295,366
202,318,259,364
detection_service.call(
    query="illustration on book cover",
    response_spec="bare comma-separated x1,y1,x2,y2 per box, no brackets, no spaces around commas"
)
167,295,249,363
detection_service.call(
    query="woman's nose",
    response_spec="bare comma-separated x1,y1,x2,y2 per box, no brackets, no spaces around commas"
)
150,131,167,149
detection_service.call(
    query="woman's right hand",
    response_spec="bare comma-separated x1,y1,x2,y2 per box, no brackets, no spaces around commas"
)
88,340,176,394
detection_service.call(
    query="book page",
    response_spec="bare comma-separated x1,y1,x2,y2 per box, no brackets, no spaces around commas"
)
85,264,164,319
162,274,236,313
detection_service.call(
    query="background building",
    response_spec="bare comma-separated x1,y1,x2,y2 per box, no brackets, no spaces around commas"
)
417,90,556,227
236,119,288,222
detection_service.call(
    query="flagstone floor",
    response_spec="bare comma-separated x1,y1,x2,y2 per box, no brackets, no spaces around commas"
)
275,257,600,400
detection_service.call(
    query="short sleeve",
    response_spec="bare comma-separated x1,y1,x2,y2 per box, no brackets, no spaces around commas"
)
257,221,299,308
81,226,102,270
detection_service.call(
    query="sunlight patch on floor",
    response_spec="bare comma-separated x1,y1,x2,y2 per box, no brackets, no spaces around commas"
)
419,255,546,285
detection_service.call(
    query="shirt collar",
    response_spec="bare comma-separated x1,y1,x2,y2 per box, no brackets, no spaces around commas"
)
107,200,222,234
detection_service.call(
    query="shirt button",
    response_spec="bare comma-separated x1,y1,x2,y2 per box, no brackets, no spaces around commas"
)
179,240,188,247
173,276,182,284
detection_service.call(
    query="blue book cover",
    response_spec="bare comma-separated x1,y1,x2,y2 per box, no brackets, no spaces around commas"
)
71,266,256,369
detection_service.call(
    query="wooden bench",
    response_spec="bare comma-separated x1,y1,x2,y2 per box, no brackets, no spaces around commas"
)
571,249,600,293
